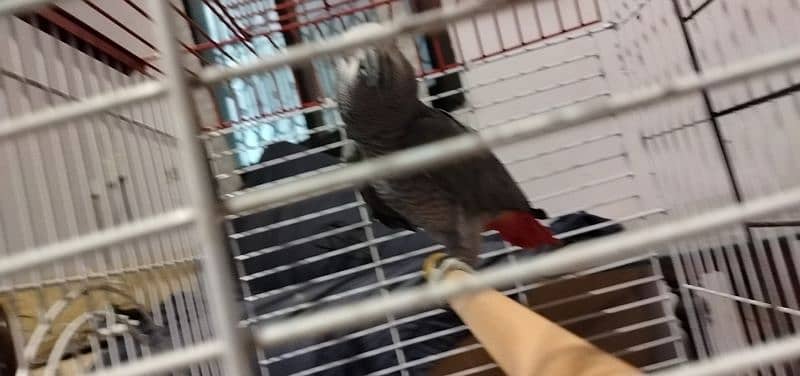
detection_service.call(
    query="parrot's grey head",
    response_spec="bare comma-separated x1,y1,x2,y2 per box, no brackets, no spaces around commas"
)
336,45,416,91
335,23,418,115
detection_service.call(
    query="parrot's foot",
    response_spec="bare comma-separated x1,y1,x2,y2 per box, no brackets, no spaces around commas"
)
422,252,475,284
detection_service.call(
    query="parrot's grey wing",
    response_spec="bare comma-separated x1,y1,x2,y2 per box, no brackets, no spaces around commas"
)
344,144,418,231
404,108,535,214
436,108,474,133
435,110,547,217
360,184,418,230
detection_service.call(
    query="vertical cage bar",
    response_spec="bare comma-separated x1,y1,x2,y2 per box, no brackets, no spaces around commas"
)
148,1,254,375
669,0,743,204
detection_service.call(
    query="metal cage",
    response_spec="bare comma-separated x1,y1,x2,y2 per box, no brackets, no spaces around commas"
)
0,0,799,375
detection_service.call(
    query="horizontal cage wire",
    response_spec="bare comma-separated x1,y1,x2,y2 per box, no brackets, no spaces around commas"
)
0,0,799,375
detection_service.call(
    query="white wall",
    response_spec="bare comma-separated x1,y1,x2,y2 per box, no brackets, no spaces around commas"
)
434,0,800,226
602,0,800,360
426,0,800,362
60,0,154,54
0,4,204,284
437,0,650,224
0,6,224,368
58,0,240,193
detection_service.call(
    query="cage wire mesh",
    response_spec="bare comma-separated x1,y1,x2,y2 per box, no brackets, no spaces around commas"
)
0,0,799,375
0,1,219,375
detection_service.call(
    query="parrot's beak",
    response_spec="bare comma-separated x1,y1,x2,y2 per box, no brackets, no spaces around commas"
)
335,47,383,88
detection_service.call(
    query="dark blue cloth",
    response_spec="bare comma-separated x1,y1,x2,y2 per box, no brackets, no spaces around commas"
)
235,142,483,375
549,211,625,246
116,142,627,376
231,142,627,375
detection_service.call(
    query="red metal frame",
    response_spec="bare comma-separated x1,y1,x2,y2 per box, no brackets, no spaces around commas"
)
19,6,152,75
450,0,602,63
196,0,603,128
210,0,602,69
184,0,401,55
20,0,604,130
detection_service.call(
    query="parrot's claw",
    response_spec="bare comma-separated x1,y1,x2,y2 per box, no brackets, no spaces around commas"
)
422,252,475,284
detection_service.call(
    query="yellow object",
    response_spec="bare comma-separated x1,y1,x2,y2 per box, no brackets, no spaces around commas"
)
422,252,451,281
0,261,200,372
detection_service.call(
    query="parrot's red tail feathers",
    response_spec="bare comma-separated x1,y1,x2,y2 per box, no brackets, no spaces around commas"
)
485,211,560,249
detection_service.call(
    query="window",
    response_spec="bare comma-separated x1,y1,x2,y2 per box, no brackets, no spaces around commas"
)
290,0,385,132
184,0,466,166
185,1,310,167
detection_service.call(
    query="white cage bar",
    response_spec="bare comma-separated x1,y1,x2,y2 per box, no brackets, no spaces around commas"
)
1,0,800,375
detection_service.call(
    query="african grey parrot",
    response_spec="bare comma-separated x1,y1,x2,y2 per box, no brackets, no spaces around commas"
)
336,24,559,265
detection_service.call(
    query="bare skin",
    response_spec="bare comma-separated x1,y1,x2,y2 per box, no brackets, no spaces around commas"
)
444,270,641,376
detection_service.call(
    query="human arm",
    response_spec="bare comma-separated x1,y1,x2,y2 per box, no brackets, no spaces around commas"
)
424,253,640,376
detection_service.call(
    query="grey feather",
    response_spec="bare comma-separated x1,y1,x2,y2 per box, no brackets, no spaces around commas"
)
337,42,549,264
402,106,533,214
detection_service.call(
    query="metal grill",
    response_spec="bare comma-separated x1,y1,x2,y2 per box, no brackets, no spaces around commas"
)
0,0,799,375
